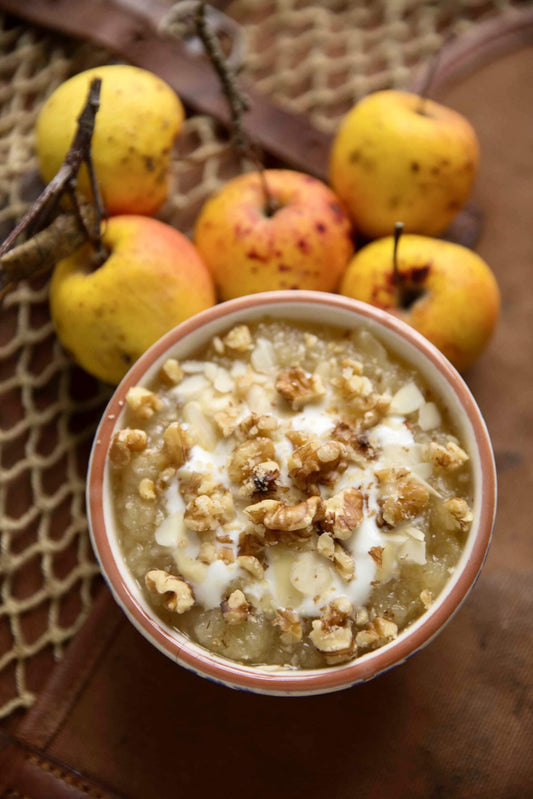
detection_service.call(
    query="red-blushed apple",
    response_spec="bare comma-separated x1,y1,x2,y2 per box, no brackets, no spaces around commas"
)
330,90,480,239
340,234,500,372
194,169,354,300
50,216,216,384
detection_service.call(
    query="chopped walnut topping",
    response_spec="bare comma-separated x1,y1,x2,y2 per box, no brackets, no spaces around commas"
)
317,532,335,560
223,324,253,352
217,546,235,565
444,497,473,531
179,472,217,504
162,422,190,468
331,423,377,462
273,608,303,643
333,543,356,581
275,367,325,410
184,489,234,532
333,368,390,426
355,617,398,650
355,628,380,649
221,589,249,624
373,617,398,640
369,546,384,567
125,386,163,419
429,441,469,470
145,569,194,613
309,598,355,662
227,437,276,483
237,555,265,580
288,438,348,492
109,428,148,465
420,589,432,609
321,488,364,540
213,405,242,438
245,495,323,533
243,460,280,495
236,413,278,440
356,607,369,626
379,469,430,526
238,530,266,563
159,358,184,386
198,541,217,565
138,478,156,500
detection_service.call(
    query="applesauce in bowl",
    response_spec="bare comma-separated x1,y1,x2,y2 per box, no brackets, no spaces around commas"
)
87,292,495,695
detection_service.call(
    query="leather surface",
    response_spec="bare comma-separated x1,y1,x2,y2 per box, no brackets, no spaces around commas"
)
2,39,532,799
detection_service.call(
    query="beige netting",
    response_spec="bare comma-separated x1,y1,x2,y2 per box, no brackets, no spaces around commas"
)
0,0,518,718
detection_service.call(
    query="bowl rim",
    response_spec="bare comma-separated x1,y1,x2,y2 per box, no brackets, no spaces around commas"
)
87,290,496,695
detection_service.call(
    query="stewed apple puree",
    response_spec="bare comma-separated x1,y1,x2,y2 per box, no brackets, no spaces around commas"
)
109,321,473,668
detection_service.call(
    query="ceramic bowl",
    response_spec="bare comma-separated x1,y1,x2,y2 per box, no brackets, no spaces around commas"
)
87,291,496,696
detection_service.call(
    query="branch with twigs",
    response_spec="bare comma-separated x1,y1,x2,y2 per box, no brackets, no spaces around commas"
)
0,77,106,302
193,1,278,215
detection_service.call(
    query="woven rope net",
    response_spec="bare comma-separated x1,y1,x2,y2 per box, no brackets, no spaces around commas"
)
0,0,517,718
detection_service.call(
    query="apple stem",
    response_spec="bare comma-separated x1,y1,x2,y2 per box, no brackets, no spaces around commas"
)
392,221,404,287
0,78,108,301
193,1,278,216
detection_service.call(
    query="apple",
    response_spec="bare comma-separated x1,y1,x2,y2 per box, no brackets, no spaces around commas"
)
329,90,480,239
36,66,184,216
194,169,354,300
50,216,216,384
339,233,500,372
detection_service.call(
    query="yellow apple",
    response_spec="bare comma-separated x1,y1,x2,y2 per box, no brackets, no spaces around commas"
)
340,234,500,372
194,169,354,300
36,65,184,216
50,216,216,384
330,90,480,239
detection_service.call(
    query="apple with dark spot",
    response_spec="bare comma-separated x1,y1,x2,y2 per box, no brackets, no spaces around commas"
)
194,169,354,300
340,232,500,372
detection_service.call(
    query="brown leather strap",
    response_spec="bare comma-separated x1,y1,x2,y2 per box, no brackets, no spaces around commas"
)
0,0,333,181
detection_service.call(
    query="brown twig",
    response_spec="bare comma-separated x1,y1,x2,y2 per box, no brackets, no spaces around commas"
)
193,1,278,215
0,206,96,301
0,77,107,299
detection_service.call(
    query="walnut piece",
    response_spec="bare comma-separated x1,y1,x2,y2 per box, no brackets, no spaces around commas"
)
237,555,265,580
429,440,469,470
125,386,163,419
275,367,325,410
159,358,184,386
288,438,348,492
368,546,384,567
321,488,364,540
228,437,275,483
332,543,356,581
420,589,432,609
145,569,194,613
444,497,473,531
138,478,156,500
331,423,377,462
355,617,398,650
236,413,278,441
309,598,355,662
379,469,430,526
223,324,253,352
273,608,303,643
221,589,249,624
213,405,242,438
162,422,190,467
109,428,147,465
245,496,323,533
245,460,280,495
184,489,234,532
